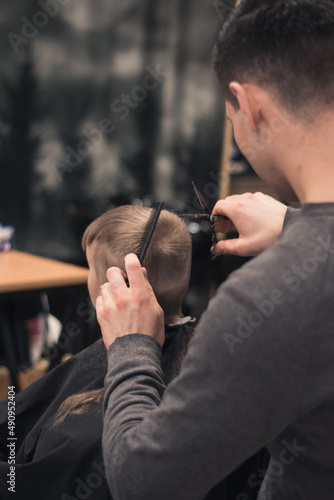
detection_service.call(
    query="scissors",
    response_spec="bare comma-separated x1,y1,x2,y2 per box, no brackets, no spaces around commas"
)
179,182,230,257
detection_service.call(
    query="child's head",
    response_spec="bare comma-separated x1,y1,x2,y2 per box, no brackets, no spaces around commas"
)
82,205,192,324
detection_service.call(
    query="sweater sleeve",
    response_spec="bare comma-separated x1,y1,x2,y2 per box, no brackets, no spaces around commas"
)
102,236,317,500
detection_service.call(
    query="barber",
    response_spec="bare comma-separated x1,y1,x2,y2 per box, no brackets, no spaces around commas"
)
97,1,334,499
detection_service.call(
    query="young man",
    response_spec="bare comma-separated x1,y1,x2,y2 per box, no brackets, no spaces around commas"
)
97,2,334,499
0,206,194,499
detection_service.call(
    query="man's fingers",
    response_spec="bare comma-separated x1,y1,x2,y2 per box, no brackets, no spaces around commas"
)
213,238,248,257
95,255,165,349
96,293,109,328
213,194,254,221
106,266,128,290
213,200,237,233
95,294,103,314
213,198,234,218
124,254,148,289
102,258,148,300
215,219,234,234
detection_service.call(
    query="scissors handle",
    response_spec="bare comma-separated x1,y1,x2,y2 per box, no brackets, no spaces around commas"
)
178,214,230,223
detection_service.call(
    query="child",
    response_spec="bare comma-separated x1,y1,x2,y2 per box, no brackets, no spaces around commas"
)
53,205,194,426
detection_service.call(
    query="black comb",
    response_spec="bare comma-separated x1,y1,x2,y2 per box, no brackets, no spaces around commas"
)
136,201,164,265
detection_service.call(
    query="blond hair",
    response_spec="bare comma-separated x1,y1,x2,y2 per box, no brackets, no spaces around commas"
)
82,205,192,324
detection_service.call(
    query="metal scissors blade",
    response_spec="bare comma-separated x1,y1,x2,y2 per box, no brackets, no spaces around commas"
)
192,181,211,215
178,182,229,222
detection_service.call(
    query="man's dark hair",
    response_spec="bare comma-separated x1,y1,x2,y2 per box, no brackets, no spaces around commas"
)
212,0,334,121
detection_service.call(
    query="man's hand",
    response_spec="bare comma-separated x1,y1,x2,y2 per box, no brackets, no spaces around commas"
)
96,254,165,350
212,192,287,257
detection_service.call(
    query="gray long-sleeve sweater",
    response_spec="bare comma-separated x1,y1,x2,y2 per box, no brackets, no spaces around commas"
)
103,204,334,500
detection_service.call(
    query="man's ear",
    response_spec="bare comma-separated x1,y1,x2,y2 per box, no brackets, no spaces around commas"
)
229,82,261,133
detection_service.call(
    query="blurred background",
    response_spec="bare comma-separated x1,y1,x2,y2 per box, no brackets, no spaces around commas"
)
0,0,227,259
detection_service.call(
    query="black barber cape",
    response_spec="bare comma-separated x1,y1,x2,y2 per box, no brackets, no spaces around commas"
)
0,323,269,500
